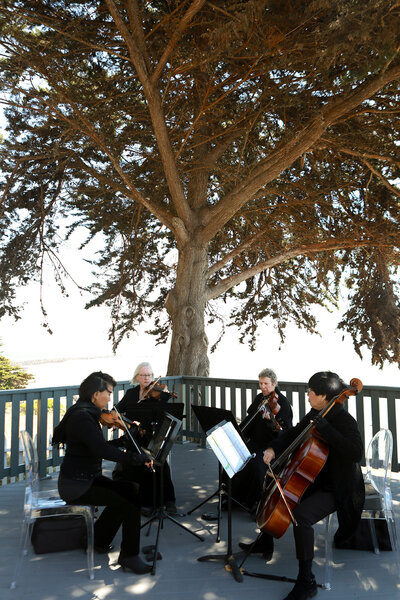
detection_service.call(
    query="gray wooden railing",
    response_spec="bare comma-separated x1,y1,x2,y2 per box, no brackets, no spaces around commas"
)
1,376,399,483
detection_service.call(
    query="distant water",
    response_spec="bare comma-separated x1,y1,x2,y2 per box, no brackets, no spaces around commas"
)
21,355,135,388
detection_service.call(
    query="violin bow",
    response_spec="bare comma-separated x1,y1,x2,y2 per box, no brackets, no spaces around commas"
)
112,406,155,472
267,464,298,526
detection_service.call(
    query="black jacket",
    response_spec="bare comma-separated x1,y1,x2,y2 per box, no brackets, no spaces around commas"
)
240,388,293,452
53,398,148,501
269,403,365,543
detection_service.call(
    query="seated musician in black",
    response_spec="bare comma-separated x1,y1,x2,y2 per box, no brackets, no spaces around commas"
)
112,361,178,515
52,371,154,575
231,368,292,559
257,371,364,600
233,368,293,510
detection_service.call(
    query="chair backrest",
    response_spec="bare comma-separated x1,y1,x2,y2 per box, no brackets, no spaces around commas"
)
20,431,40,497
365,428,393,498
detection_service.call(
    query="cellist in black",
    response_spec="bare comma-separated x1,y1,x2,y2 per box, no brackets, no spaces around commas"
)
249,371,364,600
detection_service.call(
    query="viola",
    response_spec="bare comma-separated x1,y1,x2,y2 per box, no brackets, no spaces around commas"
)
240,390,282,435
256,378,363,539
264,392,282,431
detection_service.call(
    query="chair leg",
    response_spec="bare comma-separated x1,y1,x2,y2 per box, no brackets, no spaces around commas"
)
323,514,332,591
367,518,380,555
83,507,95,580
10,515,31,589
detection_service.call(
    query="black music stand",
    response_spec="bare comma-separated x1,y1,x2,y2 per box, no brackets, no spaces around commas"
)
141,410,204,575
192,407,254,583
188,405,250,541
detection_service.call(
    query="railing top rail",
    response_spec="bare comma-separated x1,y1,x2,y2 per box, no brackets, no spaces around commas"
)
1,377,400,395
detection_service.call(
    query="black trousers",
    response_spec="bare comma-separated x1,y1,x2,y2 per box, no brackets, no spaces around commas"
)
71,475,142,556
291,488,336,561
257,488,336,562
113,461,176,506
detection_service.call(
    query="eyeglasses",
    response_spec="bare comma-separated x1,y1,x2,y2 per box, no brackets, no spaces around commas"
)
137,374,152,377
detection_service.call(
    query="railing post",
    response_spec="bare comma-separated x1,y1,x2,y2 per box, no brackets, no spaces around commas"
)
37,392,49,479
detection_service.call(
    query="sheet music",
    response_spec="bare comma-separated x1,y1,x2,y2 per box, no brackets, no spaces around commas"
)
206,420,253,478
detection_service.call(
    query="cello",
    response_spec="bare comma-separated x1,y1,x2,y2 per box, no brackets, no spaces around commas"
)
256,378,363,538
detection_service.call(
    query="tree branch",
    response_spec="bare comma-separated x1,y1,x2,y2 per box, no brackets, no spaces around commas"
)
202,64,400,241
105,0,192,229
151,0,207,85
207,237,398,301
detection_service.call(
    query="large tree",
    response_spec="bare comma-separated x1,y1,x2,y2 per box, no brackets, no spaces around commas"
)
0,1,400,375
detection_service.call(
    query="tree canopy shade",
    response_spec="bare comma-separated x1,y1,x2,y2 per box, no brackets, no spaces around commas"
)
0,0,400,376
0,343,33,389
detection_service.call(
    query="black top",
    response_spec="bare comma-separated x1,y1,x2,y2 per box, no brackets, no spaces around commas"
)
53,397,148,501
269,403,365,543
116,385,171,446
240,388,293,452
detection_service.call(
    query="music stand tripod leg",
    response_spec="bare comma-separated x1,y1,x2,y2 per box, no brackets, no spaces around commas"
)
141,447,204,574
197,476,243,583
186,487,220,515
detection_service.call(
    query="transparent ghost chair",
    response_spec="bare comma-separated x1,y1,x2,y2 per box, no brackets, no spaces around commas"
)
10,430,94,589
323,427,400,589
363,428,400,576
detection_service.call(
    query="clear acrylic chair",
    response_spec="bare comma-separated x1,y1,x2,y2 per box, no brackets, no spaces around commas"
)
323,428,400,590
10,431,94,589
363,428,400,576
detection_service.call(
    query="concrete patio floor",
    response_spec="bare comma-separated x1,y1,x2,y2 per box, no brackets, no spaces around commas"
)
0,441,399,600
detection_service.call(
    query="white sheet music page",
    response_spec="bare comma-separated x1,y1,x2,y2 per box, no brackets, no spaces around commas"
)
206,420,252,478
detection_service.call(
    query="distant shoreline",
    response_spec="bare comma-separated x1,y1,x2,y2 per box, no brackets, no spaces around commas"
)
19,356,114,366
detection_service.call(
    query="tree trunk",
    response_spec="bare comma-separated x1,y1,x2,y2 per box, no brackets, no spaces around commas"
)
165,243,210,376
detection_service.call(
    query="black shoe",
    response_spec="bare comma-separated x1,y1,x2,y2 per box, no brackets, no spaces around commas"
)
118,552,152,574
94,543,114,553
165,501,178,515
238,538,273,560
282,576,318,600
141,506,154,517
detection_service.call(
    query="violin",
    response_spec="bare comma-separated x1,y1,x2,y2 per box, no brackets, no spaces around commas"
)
256,378,363,539
99,410,137,431
143,379,178,400
100,408,155,472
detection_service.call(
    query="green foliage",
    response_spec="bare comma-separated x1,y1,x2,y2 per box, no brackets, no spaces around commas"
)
0,1,399,371
0,344,34,390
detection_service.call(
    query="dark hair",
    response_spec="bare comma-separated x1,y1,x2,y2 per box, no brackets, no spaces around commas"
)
79,371,117,402
308,371,345,401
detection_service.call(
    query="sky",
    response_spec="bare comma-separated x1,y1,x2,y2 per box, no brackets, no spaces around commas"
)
1,250,399,390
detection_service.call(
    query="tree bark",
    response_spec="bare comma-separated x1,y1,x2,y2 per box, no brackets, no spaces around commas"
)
165,242,210,376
